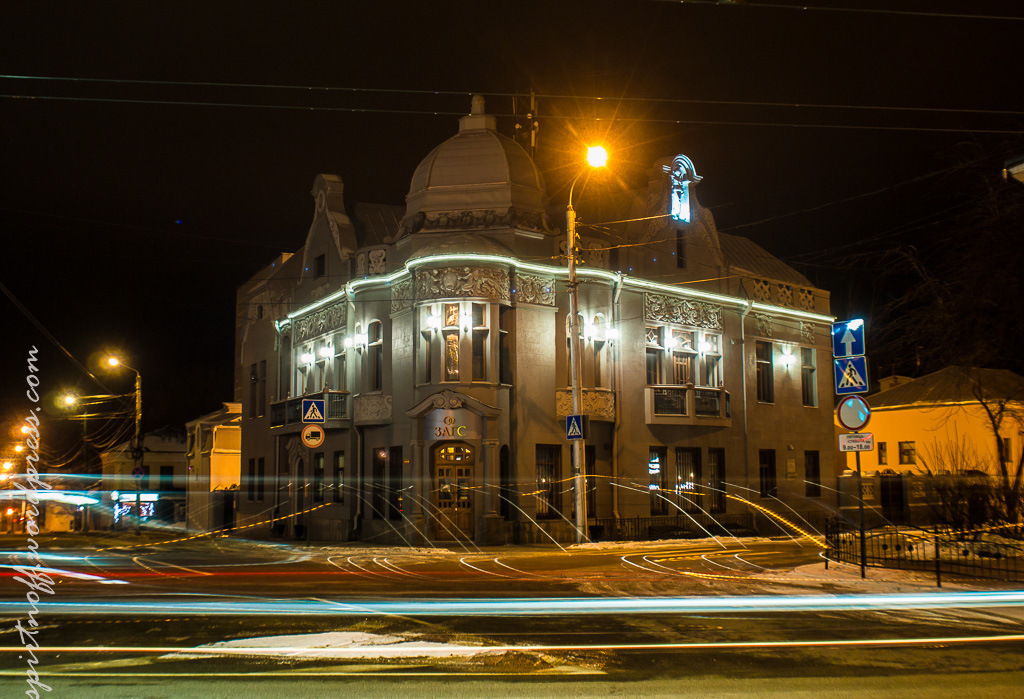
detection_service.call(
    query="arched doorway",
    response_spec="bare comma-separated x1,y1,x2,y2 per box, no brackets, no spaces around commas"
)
433,442,474,540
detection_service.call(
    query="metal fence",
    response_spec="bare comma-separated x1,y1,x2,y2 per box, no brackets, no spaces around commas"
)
826,519,1024,582
591,512,756,542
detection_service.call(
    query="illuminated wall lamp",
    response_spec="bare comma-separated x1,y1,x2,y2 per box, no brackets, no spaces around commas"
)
425,314,440,331
318,346,333,359
343,337,354,349
300,352,315,365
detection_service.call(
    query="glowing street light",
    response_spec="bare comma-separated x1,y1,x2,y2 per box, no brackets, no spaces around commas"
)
105,355,143,532
566,145,608,545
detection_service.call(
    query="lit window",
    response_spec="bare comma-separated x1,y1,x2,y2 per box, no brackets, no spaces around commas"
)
899,441,916,465
702,333,722,387
756,341,774,403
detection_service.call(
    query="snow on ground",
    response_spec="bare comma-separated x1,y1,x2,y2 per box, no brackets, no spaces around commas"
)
194,632,501,659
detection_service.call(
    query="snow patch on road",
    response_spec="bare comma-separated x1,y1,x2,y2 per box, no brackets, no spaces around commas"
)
196,631,500,659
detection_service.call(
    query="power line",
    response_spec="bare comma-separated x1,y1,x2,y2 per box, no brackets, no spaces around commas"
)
650,0,1024,22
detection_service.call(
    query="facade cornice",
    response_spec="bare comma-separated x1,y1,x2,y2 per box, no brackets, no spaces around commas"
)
279,252,835,328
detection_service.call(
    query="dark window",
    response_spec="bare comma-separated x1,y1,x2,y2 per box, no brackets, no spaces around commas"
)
332,451,344,503
247,458,256,502
645,326,662,385
649,447,668,515
800,347,816,407
899,441,916,465
676,229,686,268
499,445,513,520
472,304,487,381
371,448,386,519
313,452,325,502
256,458,265,502
759,449,777,498
707,448,725,513
675,447,701,512
805,451,821,497
878,442,888,466
258,360,267,417
389,446,403,520
756,341,774,403
536,445,561,518
160,465,176,491
279,335,292,398
248,363,258,419
498,307,512,385
369,321,384,390
314,254,325,278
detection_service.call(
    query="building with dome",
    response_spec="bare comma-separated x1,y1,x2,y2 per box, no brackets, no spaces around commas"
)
233,96,838,544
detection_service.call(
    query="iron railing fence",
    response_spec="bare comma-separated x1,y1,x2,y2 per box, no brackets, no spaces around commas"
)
590,512,756,542
826,519,1024,582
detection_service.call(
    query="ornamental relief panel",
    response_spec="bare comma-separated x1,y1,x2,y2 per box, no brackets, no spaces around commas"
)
752,279,771,302
400,207,548,235
555,389,615,421
644,293,724,330
777,284,794,307
356,252,366,278
754,313,773,337
294,301,347,343
514,273,555,306
800,322,815,344
353,393,393,424
415,267,510,303
368,248,387,275
798,288,814,310
391,278,413,313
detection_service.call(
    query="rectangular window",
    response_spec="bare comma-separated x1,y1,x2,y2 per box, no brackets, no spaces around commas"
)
1002,437,1012,463
878,442,888,466
594,340,604,388
800,347,816,407
707,448,725,513
313,452,325,503
498,307,512,385
372,448,386,519
247,458,256,502
649,447,668,515
314,254,325,278
369,321,384,391
675,447,701,512
756,341,774,403
535,445,561,519
899,441,916,465
248,363,258,419
257,457,265,502
676,229,686,268
160,465,176,491
759,449,777,498
332,451,345,503
702,333,722,387
444,331,460,381
389,447,403,520
805,451,821,497
258,360,267,417
472,303,487,381
646,326,662,385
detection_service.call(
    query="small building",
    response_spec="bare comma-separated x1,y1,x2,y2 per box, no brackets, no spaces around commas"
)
185,402,242,532
100,426,187,528
837,366,1024,526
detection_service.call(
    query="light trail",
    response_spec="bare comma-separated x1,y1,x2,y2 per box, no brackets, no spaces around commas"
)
1,634,1023,656
5,590,1024,617
0,564,127,585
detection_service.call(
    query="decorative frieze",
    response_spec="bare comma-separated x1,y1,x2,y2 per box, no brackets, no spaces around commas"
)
555,388,615,421
754,313,773,337
753,279,771,302
644,293,723,330
514,273,555,306
401,207,547,235
353,393,393,425
777,284,794,307
798,288,814,310
415,267,510,303
391,278,413,313
294,301,347,343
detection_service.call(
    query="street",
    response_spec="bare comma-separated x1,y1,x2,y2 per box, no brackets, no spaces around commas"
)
2,533,1023,696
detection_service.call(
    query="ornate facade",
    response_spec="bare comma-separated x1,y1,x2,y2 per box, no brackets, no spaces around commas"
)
234,96,838,545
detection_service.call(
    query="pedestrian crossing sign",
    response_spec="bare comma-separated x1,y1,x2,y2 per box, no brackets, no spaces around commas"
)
301,398,326,423
566,415,584,440
833,356,869,395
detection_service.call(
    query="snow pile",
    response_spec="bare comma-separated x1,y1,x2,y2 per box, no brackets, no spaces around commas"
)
196,631,500,659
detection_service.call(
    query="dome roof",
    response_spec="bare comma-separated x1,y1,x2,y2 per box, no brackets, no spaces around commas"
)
408,232,512,262
405,96,547,220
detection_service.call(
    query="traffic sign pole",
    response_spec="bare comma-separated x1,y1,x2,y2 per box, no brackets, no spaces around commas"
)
856,446,866,579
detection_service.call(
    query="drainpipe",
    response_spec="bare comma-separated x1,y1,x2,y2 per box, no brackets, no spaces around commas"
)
611,273,623,524
350,424,365,539
740,300,754,494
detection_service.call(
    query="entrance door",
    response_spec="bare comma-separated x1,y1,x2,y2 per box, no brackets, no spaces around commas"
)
879,471,905,524
433,443,474,540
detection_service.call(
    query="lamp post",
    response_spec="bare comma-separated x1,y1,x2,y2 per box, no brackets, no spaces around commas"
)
106,357,142,532
566,145,608,545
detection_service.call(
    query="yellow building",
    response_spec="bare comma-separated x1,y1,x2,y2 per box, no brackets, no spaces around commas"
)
185,403,242,532
837,367,1024,525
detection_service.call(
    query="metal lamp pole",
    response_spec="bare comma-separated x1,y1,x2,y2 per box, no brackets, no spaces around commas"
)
566,195,587,544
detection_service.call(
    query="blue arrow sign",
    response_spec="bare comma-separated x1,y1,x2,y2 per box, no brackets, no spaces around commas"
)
566,415,584,440
831,319,866,358
834,357,869,395
301,398,326,423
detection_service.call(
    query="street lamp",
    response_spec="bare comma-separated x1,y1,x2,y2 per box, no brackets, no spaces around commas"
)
566,145,608,545
105,355,142,532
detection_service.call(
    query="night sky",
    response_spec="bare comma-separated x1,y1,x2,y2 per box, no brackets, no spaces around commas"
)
2,1,1022,447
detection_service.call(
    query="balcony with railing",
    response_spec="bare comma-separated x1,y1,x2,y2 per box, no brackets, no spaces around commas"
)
270,390,349,429
644,385,731,426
